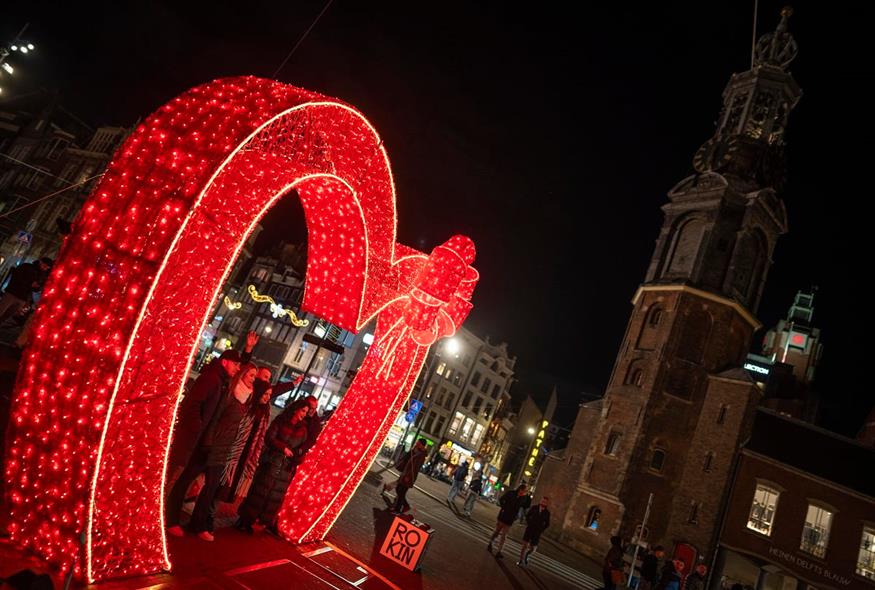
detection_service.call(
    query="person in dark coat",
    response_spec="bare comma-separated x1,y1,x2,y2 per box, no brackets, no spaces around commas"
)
517,492,533,524
298,395,322,456
487,483,528,558
447,460,468,503
216,379,273,503
655,559,683,590
165,362,256,541
602,535,625,590
236,399,310,532
685,564,707,590
0,257,51,325
639,545,665,590
517,496,550,566
463,473,483,517
168,349,242,476
392,438,427,514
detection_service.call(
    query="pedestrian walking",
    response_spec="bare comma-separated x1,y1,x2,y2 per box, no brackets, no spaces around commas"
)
602,535,625,590
517,496,550,566
391,438,428,514
517,492,532,524
166,362,257,541
487,483,528,559
447,460,468,503
639,545,665,590
463,474,483,516
236,399,310,532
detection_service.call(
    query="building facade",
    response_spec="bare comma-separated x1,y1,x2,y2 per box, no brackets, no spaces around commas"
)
390,327,517,481
548,10,804,564
714,409,875,590
0,93,128,274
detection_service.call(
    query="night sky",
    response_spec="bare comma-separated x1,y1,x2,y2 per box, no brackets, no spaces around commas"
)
2,2,870,435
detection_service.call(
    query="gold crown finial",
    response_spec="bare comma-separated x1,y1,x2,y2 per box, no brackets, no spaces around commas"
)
781,6,793,18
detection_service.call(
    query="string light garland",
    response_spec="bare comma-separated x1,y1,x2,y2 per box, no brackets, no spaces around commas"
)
246,284,309,326
2,76,478,583
223,296,242,310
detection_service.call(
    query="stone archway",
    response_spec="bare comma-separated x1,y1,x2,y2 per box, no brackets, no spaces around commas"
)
3,77,478,582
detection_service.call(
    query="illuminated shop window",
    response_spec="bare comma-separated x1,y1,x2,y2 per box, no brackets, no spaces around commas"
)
747,485,780,536
858,527,875,580
800,504,832,558
435,362,446,376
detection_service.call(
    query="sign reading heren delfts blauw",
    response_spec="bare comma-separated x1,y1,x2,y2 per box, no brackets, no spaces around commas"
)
379,516,430,571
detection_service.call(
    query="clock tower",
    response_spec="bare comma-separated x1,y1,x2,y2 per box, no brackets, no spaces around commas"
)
557,8,803,563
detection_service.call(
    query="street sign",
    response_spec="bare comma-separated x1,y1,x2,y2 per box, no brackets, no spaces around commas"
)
15,230,32,244
404,411,416,423
409,399,423,414
379,515,434,571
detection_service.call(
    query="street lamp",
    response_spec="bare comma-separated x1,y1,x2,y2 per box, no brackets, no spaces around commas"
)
394,336,460,456
0,24,36,95
527,426,536,435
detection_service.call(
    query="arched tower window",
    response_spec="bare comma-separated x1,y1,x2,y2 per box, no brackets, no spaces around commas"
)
650,448,666,472
625,363,645,387
637,305,664,351
677,306,714,364
666,217,707,278
586,506,601,531
730,229,768,307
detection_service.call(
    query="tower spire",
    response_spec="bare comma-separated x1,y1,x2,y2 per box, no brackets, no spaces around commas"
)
754,6,799,70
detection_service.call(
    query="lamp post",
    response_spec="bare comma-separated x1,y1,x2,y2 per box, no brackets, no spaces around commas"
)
1,24,36,95
392,336,459,460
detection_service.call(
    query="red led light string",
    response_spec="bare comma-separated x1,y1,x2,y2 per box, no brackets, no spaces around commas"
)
4,76,478,582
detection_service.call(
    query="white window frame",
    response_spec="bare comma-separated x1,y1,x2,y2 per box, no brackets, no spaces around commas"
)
747,484,781,536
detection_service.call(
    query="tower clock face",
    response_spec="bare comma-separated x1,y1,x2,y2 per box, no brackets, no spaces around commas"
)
693,137,739,173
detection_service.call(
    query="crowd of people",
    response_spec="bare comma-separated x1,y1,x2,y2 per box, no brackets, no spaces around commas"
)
602,537,709,590
164,331,321,541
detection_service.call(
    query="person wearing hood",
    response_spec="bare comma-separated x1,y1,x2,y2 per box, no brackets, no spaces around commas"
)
166,362,257,541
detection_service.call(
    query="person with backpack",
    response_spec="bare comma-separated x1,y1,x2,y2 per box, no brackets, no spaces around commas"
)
447,460,469,503
463,474,483,517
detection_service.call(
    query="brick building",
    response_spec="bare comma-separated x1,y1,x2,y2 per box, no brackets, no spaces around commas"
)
539,9,804,564
714,409,875,590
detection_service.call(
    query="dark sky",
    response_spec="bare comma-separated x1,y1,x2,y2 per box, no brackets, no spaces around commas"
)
3,2,870,434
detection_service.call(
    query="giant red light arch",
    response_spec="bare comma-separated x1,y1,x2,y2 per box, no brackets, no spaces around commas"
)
3,77,478,582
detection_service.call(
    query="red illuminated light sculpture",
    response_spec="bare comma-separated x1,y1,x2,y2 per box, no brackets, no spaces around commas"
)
3,77,478,582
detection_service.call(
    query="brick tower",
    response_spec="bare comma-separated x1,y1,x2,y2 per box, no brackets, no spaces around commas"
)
560,8,802,564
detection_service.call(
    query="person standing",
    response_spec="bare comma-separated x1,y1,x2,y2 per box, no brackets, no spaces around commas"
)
168,349,242,483
602,535,625,590
517,496,550,566
0,257,52,326
166,362,257,540
639,545,665,590
216,379,273,504
655,558,683,590
447,460,469,503
517,492,532,524
392,438,428,514
463,474,483,517
236,400,310,532
685,564,708,590
487,483,528,559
